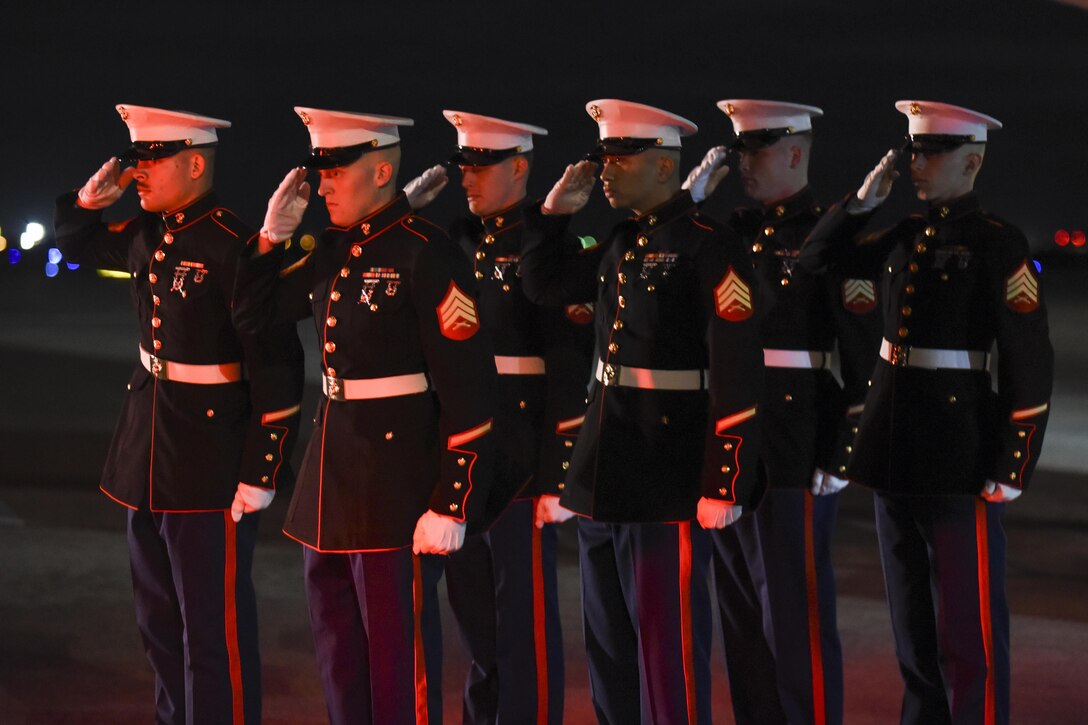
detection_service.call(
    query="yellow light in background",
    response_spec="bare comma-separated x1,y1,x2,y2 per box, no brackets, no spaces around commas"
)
0,228,7,251
300,234,316,251
97,269,132,280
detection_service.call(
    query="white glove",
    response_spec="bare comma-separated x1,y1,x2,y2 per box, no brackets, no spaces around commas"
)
534,494,576,528
811,468,849,496
981,480,1022,503
403,164,449,210
412,510,467,554
850,149,899,214
230,482,275,522
542,160,599,215
681,146,731,203
261,167,310,243
696,498,743,529
77,157,135,210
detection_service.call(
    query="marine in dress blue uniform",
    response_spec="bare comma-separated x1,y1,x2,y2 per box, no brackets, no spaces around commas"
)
686,100,882,725
435,111,593,725
799,101,1054,725
233,107,498,725
54,105,305,725
521,99,764,725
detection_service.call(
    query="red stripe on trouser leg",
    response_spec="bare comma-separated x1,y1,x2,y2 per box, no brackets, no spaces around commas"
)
678,522,697,725
975,500,995,725
803,491,826,725
223,512,244,725
531,519,549,724
413,555,430,725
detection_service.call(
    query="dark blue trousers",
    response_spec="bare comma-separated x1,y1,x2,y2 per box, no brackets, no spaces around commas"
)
303,546,445,725
712,488,844,725
445,497,564,724
579,517,713,725
127,506,261,725
874,492,1010,725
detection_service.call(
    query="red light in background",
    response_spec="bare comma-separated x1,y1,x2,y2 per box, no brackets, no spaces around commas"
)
1072,230,1086,248
1055,229,1070,246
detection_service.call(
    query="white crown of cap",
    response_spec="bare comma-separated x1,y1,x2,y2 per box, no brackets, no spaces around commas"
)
294,107,414,149
716,99,823,134
895,100,1002,142
442,110,547,151
115,104,230,144
585,99,697,147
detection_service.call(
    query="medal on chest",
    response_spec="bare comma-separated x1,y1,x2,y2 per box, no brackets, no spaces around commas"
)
359,267,400,306
170,260,208,298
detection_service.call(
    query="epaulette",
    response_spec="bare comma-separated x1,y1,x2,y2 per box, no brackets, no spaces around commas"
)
404,214,447,241
210,207,250,238
979,211,1008,229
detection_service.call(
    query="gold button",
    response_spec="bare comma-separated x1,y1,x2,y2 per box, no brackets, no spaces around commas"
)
719,487,728,495
151,317,161,328
265,453,274,462
723,442,733,451
148,273,157,283
939,207,950,218
763,226,775,236
326,316,337,327
780,278,790,286
502,284,510,292
775,205,786,217
660,416,669,425
613,320,624,330
154,250,165,262
564,440,573,448
329,290,340,301
924,226,936,237
624,250,636,261
838,465,847,473
901,306,912,317
1018,431,1026,438
1013,451,1022,459
351,245,362,257
475,271,484,280
495,216,504,227
558,483,565,490
852,426,859,434
637,235,649,247
618,296,626,308
450,503,460,512
562,461,570,470
751,242,763,253
152,339,162,350
370,303,379,312
163,233,173,244
206,409,215,418
453,481,463,490
948,395,957,404
270,433,279,441
898,327,909,339
784,393,793,402
887,265,893,273
484,234,495,245
647,215,657,226
261,476,269,483
457,457,466,466
915,242,927,254
905,284,915,295
618,272,627,284
1009,472,1017,481
126,383,131,390
475,250,486,260
309,292,314,300
324,341,336,353
152,295,160,305
940,272,950,281
385,431,394,440
646,284,655,292
519,400,527,409
608,342,619,353
327,367,336,377
599,274,606,283
908,262,919,273
340,267,350,278
721,465,731,473
846,445,853,453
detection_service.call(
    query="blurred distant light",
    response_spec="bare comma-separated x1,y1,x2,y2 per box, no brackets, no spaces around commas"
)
1072,230,1086,248
0,233,7,252
20,222,45,249
47,247,63,264
1054,229,1070,246
45,262,59,278
1032,259,1043,273
97,269,131,280
299,234,316,251
9,248,22,264
66,262,80,270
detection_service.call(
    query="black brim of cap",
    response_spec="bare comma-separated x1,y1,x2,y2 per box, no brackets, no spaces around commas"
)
117,140,211,163
585,137,680,161
302,140,400,170
906,134,981,154
450,146,526,167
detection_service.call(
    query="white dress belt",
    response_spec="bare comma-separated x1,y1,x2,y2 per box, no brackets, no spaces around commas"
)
595,359,707,391
763,349,832,369
494,355,546,375
140,346,243,384
322,372,430,401
879,338,989,371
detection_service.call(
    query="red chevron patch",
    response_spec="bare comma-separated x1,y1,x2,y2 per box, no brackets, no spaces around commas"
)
841,278,877,314
436,281,480,340
1005,261,1039,313
714,266,753,322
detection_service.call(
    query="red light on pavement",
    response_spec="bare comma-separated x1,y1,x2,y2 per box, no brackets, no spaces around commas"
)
1072,230,1086,248
1055,229,1070,246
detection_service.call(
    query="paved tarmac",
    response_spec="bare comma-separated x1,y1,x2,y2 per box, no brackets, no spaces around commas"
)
1,261,1086,723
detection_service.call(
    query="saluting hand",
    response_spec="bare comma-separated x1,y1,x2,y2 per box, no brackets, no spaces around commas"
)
76,157,135,210
404,164,449,210
850,149,899,214
682,146,731,204
412,510,467,554
534,494,576,528
696,497,743,529
542,160,599,215
261,167,310,246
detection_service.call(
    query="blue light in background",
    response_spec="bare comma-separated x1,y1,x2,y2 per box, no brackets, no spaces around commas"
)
45,262,59,278
1033,259,1043,273
66,262,80,270
47,247,62,264
8,249,21,264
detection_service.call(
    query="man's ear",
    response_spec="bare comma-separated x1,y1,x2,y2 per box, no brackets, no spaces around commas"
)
964,152,983,176
656,154,676,182
189,153,207,180
374,161,394,188
788,145,803,169
511,156,529,181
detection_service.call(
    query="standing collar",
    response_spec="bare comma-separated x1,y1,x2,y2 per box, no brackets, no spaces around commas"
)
161,191,219,231
760,186,819,221
927,192,980,223
632,191,696,232
480,197,529,236
328,192,414,237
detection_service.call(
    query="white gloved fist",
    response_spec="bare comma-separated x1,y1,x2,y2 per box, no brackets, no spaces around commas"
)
981,480,1022,503
696,498,743,530
412,510,467,554
850,149,899,214
404,164,449,210
811,468,849,496
542,160,598,215
230,482,275,523
77,157,134,210
535,495,576,528
681,146,731,203
261,167,310,243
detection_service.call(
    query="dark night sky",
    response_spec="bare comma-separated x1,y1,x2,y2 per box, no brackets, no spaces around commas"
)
2,0,1086,247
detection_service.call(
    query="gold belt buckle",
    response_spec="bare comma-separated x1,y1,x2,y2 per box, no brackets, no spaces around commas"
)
149,355,166,379
325,375,346,401
602,363,617,386
889,343,910,367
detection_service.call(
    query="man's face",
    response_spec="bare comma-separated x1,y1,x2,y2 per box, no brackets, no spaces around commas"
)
317,155,383,227
737,138,797,204
132,151,201,213
459,157,521,217
599,151,660,211
909,146,975,203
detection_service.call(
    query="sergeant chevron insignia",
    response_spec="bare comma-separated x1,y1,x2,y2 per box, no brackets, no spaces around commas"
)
1005,261,1040,313
842,278,877,314
714,266,753,321
436,281,480,340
